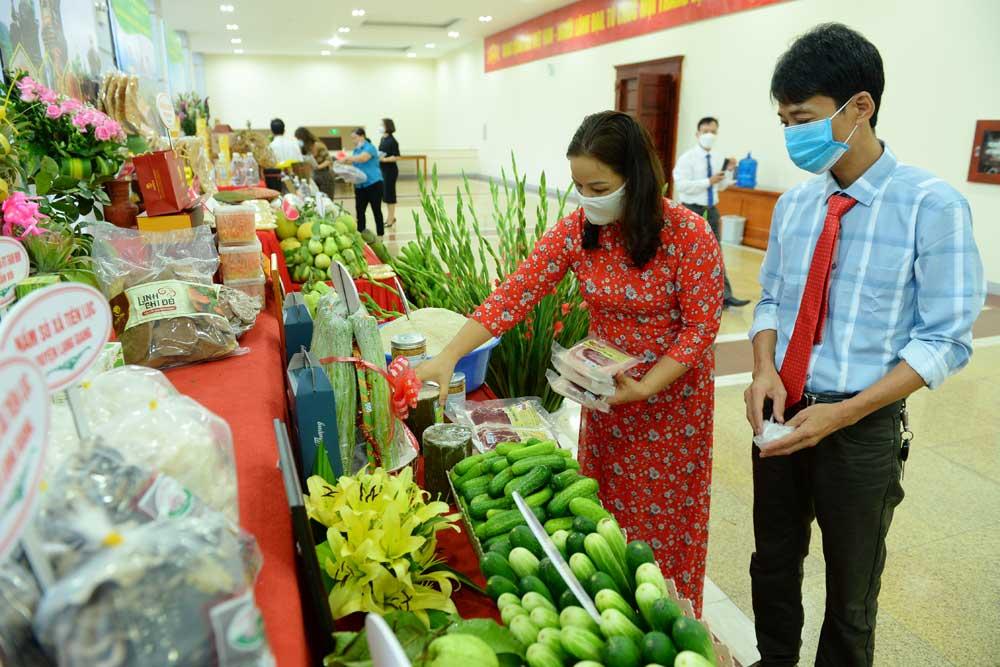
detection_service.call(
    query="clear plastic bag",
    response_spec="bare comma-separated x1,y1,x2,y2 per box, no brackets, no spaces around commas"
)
545,370,611,413
77,365,178,426
333,163,367,184
90,222,242,369
552,337,641,389
448,397,562,452
0,559,51,666
34,447,258,579
551,344,616,397
88,394,240,521
34,515,274,667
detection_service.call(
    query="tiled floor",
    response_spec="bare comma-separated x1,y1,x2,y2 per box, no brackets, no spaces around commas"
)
380,176,1000,666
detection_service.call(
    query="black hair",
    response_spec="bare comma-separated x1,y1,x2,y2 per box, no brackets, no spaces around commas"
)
294,126,315,153
382,118,396,134
771,23,884,127
270,118,285,135
353,127,367,138
567,111,665,268
697,117,718,130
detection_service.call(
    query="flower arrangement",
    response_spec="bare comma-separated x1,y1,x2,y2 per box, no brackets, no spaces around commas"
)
392,158,591,411
304,467,462,623
174,92,209,137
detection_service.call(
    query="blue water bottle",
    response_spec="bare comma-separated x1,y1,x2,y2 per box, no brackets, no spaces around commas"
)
736,152,757,189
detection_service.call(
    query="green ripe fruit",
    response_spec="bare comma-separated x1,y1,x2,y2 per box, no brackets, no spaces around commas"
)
323,237,339,256
308,239,323,255
314,253,332,270
318,223,334,238
337,234,353,251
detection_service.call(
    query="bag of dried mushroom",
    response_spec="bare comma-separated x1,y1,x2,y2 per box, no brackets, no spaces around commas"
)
90,222,260,369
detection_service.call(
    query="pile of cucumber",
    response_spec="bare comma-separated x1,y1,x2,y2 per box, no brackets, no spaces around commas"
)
451,442,723,667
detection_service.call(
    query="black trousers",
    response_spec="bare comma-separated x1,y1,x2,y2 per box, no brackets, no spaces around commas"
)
355,181,385,236
751,399,905,667
683,203,732,299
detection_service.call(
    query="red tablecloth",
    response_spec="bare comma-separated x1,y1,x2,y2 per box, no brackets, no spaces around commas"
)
165,307,309,667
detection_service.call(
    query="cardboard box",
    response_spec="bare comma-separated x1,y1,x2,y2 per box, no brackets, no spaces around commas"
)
133,150,194,216
137,203,205,232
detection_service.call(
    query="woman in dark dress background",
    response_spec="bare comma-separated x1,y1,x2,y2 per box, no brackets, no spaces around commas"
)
378,118,400,228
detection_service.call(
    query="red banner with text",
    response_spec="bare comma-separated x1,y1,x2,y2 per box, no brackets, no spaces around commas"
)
485,0,788,72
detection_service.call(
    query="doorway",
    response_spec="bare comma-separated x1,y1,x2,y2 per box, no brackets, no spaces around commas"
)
614,56,682,197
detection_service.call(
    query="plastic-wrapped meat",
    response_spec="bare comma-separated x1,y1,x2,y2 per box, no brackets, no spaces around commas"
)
474,424,558,450
0,558,52,666
34,514,274,667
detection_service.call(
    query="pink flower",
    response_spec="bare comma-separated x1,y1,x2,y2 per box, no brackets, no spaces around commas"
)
38,87,58,105
17,77,38,102
60,98,83,115
45,104,63,119
1,192,47,239
95,123,113,141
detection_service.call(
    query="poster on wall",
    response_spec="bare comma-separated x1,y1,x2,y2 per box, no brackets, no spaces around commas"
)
165,27,191,95
484,0,790,72
0,0,117,105
108,0,161,131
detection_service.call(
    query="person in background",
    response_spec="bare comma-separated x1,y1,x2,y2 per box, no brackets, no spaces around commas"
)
294,127,335,199
745,23,984,667
268,118,302,164
378,118,401,228
417,111,724,613
340,128,385,238
673,117,749,308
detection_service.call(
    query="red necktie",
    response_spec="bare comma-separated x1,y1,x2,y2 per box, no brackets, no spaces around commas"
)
779,193,858,406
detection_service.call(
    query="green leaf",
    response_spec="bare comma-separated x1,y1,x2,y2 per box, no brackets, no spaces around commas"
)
447,618,525,658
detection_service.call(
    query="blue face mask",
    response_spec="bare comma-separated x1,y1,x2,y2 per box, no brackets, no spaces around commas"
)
784,97,859,174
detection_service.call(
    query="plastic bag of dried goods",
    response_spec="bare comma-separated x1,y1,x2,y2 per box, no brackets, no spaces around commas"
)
0,559,51,666
34,515,274,667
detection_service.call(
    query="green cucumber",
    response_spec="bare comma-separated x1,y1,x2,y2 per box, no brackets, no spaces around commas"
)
489,467,517,498
474,506,544,540
675,650,716,667
525,643,562,667
569,552,597,584
504,466,552,498
641,631,678,666
495,442,524,456
626,540,657,575
544,517,575,535
510,525,544,559
648,596,683,634
510,453,568,476
480,551,517,582
558,588,578,610
538,558,569,599
552,469,582,491
509,547,541,579
486,536,513,558
455,462,488,488
525,485,554,508
519,575,554,604
470,493,513,519
586,571,622,598
572,516,598,534
490,457,511,473
460,475,492,501
548,477,600,516
560,626,605,662
453,453,486,477
602,635,642,667
565,458,581,470
566,531,588,557
506,441,556,463
551,530,569,558
671,617,716,664
486,575,519,600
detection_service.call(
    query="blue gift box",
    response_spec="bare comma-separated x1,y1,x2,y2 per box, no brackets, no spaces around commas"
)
286,349,343,483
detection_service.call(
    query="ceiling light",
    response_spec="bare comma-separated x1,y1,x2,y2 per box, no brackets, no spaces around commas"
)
230,37,242,44
425,43,436,49
233,48,244,54
407,52,416,58
478,15,493,23
219,4,235,12
328,36,346,49
226,24,239,30
338,26,350,33
351,9,365,17
321,50,331,56
448,31,460,38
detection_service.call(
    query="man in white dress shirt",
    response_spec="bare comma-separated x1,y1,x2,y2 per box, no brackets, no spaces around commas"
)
268,118,303,164
673,116,749,307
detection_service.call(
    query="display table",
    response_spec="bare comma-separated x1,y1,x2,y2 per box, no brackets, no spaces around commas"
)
163,300,497,665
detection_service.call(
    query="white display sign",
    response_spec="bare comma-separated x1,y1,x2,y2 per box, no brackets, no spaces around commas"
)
0,283,112,391
156,92,177,130
0,238,30,308
0,355,50,562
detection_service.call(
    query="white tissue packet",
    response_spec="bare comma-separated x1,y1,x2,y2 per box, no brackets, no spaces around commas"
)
753,419,796,449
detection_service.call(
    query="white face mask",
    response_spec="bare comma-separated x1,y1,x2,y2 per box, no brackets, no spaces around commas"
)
379,125,386,134
580,183,626,226
698,132,716,150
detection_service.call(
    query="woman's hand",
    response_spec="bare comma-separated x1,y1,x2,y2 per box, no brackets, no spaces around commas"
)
415,355,458,405
606,373,652,407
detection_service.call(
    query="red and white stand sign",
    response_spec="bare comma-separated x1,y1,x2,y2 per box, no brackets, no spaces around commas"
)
0,283,112,392
0,238,30,309
0,355,50,563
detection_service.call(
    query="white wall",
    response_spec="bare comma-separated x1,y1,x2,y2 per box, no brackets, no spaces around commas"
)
433,0,1000,280
204,54,439,148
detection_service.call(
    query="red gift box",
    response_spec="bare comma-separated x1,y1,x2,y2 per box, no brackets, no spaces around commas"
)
133,150,194,217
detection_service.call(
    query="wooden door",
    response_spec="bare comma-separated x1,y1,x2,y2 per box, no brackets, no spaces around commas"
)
615,57,682,197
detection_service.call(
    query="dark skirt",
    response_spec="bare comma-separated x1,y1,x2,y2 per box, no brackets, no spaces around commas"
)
381,163,399,204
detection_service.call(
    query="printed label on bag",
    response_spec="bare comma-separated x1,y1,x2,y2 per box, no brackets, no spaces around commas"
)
137,474,196,520
575,338,632,368
109,280,221,334
210,591,268,664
